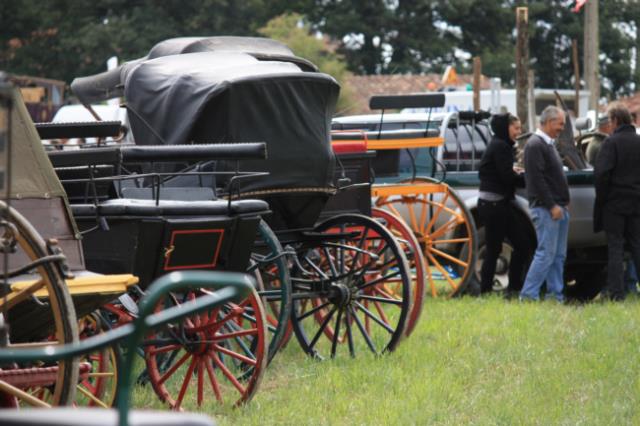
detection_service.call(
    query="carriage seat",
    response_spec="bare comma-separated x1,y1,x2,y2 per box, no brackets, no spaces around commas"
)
70,198,269,217
0,408,215,426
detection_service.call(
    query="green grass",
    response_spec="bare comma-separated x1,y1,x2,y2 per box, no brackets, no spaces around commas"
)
132,296,640,425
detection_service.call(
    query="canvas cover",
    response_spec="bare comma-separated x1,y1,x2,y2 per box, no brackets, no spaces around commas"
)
3,85,83,269
123,51,340,194
9,87,67,199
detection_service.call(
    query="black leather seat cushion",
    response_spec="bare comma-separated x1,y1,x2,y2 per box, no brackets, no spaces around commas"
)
0,408,215,426
71,198,268,217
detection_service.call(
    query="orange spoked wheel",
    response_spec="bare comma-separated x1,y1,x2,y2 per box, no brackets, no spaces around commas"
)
290,214,411,359
144,286,267,409
374,177,477,298
371,207,426,336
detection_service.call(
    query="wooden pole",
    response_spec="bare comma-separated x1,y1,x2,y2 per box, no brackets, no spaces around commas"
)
473,56,481,111
572,39,580,117
516,7,529,132
584,0,599,110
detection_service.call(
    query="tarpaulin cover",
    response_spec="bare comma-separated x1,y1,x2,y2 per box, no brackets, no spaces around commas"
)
123,51,339,194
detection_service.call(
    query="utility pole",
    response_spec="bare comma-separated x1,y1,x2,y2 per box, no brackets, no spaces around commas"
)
473,57,481,111
572,39,580,117
583,0,599,110
516,7,529,132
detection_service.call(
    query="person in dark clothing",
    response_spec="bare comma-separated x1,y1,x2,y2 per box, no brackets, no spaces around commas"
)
477,113,531,296
594,103,640,301
519,106,570,302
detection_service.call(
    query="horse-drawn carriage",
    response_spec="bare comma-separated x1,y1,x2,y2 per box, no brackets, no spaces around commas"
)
0,76,269,412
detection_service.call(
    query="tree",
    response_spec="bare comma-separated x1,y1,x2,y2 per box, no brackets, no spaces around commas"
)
302,0,458,75
0,0,282,83
259,13,356,114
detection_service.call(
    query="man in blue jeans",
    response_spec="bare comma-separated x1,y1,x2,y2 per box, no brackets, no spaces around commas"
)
520,106,570,302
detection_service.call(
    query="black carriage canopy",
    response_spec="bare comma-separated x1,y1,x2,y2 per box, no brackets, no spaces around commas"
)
92,52,339,196
70,36,317,105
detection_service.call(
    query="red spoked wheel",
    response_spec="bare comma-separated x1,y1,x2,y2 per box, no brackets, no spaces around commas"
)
144,286,267,409
290,214,411,359
371,207,426,336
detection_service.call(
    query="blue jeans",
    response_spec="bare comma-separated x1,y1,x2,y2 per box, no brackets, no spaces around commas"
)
624,259,638,294
520,207,569,301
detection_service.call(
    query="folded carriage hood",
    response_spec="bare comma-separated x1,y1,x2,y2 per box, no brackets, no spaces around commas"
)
123,51,340,194
147,36,318,71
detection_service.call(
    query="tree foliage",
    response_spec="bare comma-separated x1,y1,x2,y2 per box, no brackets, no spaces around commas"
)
2,0,640,98
258,13,355,114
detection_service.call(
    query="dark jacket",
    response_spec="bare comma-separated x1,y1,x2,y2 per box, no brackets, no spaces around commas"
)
523,133,570,209
594,124,640,232
479,114,522,200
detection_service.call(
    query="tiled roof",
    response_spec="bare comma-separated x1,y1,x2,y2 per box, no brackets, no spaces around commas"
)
339,73,490,115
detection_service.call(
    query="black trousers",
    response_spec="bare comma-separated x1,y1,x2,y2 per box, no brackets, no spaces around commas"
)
603,208,640,300
478,199,533,293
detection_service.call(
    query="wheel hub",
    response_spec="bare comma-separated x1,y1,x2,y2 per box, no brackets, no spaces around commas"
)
329,283,352,308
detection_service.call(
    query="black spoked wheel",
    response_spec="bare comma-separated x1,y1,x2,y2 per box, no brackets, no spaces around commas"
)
249,219,292,364
0,202,79,407
290,214,411,359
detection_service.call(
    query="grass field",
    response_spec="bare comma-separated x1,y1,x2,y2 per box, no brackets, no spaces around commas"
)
132,295,640,425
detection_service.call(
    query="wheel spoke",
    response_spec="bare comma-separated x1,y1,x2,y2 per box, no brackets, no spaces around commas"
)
308,305,338,350
213,344,257,366
76,385,109,409
214,327,259,341
330,308,344,358
296,300,331,321
344,308,355,357
424,192,449,234
350,306,377,352
358,268,404,291
211,353,246,394
322,247,339,278
354,301,395,334
158,351,191,385
204,359,223,403
429,217,461,241
146,344,182,356
373,300,391,325
197,359,204,406
430,246,468,268
357,294,404,306
174,356,197,410
426,251,460,291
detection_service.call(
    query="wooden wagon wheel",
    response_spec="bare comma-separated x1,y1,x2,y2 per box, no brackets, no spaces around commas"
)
73,312,119,408
144,285,267,409
0,203,79,407
290,214,411,359
374,177,477,298
371,207,426,336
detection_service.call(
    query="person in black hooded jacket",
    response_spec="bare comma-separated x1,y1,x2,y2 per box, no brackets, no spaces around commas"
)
477,113,532,296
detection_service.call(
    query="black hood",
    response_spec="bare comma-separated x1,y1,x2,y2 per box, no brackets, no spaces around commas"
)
490,113,512,143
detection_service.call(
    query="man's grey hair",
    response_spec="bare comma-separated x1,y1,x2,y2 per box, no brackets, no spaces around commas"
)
539,105,564,125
